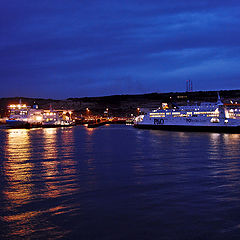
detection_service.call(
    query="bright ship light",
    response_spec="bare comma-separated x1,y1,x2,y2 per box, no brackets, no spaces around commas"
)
36,116,43,121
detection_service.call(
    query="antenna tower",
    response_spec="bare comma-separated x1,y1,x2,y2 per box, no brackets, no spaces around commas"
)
186,80,193,92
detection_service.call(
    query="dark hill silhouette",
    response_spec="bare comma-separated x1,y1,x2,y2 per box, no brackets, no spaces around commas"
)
1,90,240,117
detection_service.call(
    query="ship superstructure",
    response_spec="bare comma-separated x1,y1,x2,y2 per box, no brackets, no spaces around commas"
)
6,103,73,128
134,94,240,132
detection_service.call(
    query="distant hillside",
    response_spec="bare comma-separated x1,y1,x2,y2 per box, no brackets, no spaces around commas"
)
1,90,240,117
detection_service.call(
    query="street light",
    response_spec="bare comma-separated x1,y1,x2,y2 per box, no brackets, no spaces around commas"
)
86,108,90,118
104,108,109,117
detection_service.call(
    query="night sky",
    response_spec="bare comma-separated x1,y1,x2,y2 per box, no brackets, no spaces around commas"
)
1,0,240,99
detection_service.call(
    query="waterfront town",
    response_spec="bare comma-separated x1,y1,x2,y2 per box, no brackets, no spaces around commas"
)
1,89,240,128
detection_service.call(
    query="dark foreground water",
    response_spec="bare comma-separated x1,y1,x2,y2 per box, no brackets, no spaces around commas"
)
0,125,240,240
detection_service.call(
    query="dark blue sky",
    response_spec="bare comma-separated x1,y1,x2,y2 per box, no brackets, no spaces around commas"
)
1,0,240,98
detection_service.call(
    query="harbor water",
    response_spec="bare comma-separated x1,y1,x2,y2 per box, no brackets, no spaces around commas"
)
0,125,240,239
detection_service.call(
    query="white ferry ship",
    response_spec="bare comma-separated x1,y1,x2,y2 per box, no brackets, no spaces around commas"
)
134,94,240,133
6,103,73,128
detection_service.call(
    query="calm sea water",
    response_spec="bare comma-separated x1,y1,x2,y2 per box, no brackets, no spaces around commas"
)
0,125,240,239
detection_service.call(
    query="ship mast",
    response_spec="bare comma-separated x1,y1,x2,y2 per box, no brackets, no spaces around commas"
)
216,92,225,122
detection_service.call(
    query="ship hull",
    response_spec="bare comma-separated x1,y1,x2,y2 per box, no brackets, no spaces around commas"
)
134,124,240,133
6,120,74,129
6,120,30,128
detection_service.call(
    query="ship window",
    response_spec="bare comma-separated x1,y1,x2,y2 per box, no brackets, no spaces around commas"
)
150,113,165,118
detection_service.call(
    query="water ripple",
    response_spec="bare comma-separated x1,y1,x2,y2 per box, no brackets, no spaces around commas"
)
0,126,240,239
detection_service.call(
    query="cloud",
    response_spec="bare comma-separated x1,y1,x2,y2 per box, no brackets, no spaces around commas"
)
0,0,240,98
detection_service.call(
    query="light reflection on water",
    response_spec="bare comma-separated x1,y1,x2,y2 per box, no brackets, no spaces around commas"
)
3,130,34,216
0,125,240,239
1,127,78,239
